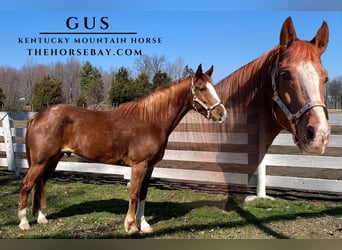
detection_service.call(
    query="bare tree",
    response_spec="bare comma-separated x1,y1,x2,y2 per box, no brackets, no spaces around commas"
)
0,67,20,110
19,60,49,105
135,55,185,81
134,54,168,80
63,58,81,104
326,76,342,109
166,56,184,80
100,67,117,97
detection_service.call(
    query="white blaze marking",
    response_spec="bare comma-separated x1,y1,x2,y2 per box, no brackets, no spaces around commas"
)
206,82,221,103
296,61,329,132
296,61,321,103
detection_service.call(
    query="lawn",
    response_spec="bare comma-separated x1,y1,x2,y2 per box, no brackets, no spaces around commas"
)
0,171,341,239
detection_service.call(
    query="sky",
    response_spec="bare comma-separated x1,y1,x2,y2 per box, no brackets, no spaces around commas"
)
0,1,341,83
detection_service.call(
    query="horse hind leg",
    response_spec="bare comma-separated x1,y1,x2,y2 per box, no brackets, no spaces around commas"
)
33,177,48,225
33,154,63,225
18,154,62,230
18,164,45,230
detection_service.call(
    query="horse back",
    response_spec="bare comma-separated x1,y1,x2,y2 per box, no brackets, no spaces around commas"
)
25,104,167,166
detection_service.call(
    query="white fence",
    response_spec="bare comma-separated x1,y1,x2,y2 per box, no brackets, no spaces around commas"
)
0,111,341,196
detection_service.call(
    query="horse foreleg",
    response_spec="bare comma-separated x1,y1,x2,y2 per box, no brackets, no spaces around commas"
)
136,200,153,234
136,167,154,234
125,162,148,235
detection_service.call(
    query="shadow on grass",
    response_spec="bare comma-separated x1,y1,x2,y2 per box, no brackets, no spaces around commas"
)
44,195,342,239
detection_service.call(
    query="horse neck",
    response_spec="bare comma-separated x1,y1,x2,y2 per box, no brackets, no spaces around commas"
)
216,47,282,162
160,77,193,134
216,48,279,112
137,77,193,134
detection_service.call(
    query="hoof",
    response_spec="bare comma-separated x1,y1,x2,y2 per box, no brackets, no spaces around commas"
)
19,221,30,230
140,225,154,234
37,217,48,224
125,219,140,236
127,225,140,236
37,211,48,224
138,216,153,234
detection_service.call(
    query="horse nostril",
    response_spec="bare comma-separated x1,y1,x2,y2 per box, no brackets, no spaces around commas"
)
219,110,226,120
306,125,315,141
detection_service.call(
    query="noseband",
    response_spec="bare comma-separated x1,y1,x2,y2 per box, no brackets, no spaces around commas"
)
271,62,328,145
190,79,223,119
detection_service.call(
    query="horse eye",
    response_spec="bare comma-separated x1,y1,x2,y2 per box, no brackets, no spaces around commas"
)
281,71,292,81
324,76,329,83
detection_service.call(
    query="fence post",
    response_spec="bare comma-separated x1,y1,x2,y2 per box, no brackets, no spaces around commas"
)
1,112,18,175
245,156,273,202
256,157,266,198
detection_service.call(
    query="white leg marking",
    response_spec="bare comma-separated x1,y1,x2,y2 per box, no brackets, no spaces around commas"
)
37,210,48,224
18,208,30,230
136,200,153,233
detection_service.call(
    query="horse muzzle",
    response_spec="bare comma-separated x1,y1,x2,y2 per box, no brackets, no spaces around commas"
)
210,103,227,124
297,107,331,155
299,124,331,155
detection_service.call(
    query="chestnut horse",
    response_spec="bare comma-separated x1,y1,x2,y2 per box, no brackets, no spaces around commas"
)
130,17,331,230
18,64,227,235
215,17,330,162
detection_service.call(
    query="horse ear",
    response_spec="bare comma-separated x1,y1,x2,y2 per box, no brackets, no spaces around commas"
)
280,17,297,47
310,21,329,54
205,65,214,77
195,64,203,79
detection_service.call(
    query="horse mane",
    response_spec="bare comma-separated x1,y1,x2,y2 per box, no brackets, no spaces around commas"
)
216,38,323,114
216,48,278,114
117,77,190,122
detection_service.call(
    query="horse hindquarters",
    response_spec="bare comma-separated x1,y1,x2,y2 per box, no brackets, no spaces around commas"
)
19,119,64,230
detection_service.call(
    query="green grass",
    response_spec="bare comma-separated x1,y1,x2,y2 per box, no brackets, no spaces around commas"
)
0,173,341,239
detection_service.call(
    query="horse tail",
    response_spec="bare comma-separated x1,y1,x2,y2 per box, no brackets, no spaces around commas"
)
25,117,35,168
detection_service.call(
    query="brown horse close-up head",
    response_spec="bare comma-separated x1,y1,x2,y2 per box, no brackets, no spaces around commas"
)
191,64,227,123
271,17,330,155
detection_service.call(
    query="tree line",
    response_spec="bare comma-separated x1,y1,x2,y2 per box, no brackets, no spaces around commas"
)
326,76,342,109
0,55,194,111
0,56,341,111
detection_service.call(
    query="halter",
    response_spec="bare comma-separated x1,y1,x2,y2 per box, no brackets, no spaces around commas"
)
271,57,328,145
190,78,223,119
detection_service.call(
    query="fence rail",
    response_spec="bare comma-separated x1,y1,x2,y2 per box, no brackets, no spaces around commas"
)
1,111,341,196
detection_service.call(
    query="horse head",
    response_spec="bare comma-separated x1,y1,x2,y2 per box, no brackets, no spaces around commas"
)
191,64,227,123
272,17,330,155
